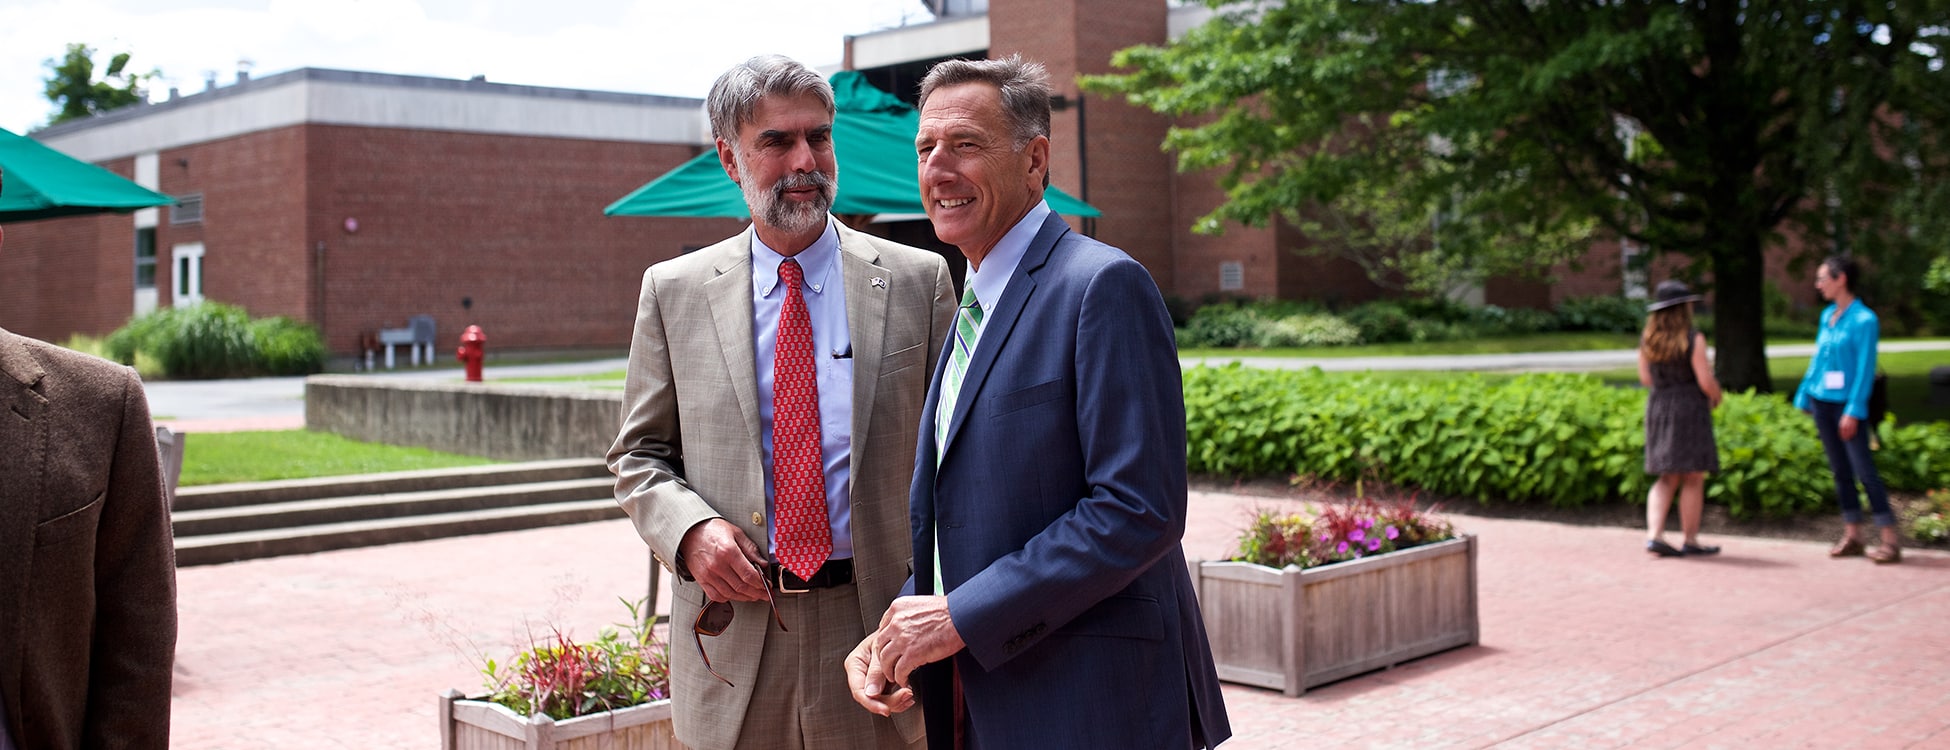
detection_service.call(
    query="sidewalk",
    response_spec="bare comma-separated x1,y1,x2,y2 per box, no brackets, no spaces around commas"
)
169,490,1950,749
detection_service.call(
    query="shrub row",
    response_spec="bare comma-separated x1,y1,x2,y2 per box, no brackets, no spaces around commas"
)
104,302,326,379
1183,365,1950,518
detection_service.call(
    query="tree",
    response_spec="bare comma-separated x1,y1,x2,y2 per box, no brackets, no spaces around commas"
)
43,43,156,126
1084,1,1950,392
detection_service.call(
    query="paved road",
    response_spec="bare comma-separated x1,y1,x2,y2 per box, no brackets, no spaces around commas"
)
142,341,1950,429
169,490,1950,748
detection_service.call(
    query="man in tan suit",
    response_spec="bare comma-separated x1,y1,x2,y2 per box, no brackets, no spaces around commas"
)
0,167,178,748
608,55,952,750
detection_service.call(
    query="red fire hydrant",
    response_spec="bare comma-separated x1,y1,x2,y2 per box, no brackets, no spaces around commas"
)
457,325,486,382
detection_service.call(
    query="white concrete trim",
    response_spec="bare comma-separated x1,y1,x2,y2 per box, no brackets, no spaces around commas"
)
849,14,988,69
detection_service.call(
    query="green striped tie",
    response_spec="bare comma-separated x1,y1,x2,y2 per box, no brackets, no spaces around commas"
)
935,284,983,459
934,284,981,594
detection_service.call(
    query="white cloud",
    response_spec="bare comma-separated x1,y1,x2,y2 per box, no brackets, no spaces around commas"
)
0,0,935,134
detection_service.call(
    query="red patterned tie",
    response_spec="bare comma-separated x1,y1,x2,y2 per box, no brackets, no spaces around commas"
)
772,259,831,580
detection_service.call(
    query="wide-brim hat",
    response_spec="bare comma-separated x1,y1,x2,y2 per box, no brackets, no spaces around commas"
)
1646,279,1703,312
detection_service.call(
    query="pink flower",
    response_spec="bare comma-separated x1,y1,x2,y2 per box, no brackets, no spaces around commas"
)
1337,541,1349,555
1367,538,1382,552
1385,525,1400,540
1348,528,1366,542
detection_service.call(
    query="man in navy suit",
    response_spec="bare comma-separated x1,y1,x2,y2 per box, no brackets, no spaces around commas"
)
845,56,1230,750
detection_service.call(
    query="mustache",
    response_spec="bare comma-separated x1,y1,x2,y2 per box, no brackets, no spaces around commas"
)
772,170,834,197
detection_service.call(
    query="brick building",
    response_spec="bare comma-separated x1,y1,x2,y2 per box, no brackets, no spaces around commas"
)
6,67,742,359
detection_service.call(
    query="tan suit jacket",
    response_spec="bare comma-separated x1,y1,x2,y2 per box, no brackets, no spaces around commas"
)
0,328,178,749
608,222,951,750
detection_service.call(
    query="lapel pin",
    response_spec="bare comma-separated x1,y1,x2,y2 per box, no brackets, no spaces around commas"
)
871,276,886,289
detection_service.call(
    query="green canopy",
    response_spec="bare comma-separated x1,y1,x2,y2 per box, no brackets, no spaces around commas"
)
605,71,1099,219
0,127,175,222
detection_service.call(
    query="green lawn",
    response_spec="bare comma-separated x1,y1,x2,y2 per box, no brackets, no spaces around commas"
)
179,430,498,486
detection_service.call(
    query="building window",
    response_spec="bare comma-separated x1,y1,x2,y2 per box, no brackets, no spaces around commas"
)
135,228,157,289
171,194,203,225
1219,261,1245,292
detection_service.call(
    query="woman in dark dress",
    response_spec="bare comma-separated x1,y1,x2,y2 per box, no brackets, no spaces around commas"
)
1638,280,1724,557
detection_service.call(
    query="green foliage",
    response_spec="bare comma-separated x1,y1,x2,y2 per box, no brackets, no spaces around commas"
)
1083,1,1950,393
1183,365,1950,519
104,302,326,379
1252,313,1363,348
179,430,497,486
42,43,154,126
249,316,328,375
1231,499,1455,570
482,598,670,720
1911,490,1950,543
1554,295,1645,334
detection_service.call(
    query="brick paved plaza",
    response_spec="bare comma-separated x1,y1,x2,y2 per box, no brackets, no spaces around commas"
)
168,488,1949,749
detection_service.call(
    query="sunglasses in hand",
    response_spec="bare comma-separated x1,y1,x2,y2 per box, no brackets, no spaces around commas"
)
695,568,788,687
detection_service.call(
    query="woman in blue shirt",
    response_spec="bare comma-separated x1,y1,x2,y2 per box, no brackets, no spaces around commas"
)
1793,256,1899,564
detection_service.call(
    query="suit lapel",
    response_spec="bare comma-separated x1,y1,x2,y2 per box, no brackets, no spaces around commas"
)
838,225,889,465
0,330,46,722
938,213,1071,460
702,239,763,448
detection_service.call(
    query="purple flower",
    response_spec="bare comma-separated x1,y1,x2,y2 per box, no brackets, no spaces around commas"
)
1360,518,1374,529
1385,525,1400,540
1367,538,1382,552
1348,528,1366,542
1337,541,1349,555
1352,548,1364,559
1318,532,1330,542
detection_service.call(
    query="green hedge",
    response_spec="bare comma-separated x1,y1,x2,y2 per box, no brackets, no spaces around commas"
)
104,302,326,379
1184,365,1950,518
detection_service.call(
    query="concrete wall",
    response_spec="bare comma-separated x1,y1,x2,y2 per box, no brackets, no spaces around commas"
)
305,375,623,461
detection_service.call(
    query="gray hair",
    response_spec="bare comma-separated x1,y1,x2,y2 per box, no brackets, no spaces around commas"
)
706,55,836,145
918,54,1052,150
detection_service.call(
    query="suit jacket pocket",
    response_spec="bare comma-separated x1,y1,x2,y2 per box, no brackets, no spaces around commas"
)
1058,593,1164,641
989,379,1066,417
880,341,927,377
37,493,104,547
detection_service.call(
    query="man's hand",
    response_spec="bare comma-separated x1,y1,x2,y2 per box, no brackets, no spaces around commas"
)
1840,414,1860,442
871,595,964,687
678,518,769,602
846,631,915,716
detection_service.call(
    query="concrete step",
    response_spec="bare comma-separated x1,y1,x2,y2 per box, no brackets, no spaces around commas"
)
171,477,614,537
171,457,609,511
174,499,626,567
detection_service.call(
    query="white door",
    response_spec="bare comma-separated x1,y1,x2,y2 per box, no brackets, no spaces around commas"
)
172,242,205,305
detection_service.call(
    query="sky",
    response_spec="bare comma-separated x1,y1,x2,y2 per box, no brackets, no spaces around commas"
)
0,0,939,135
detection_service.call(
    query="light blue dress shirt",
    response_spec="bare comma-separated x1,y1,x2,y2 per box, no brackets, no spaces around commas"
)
935,200,1051,457
1793,299,1880,420
752,219,855,560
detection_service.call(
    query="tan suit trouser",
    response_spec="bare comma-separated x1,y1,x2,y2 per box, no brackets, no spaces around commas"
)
730,581,921,750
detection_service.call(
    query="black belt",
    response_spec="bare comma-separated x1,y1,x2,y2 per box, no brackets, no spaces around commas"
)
769,558,854,593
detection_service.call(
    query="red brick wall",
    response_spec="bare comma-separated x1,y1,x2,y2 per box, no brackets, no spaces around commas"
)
154,129,306,319
991,0,1178,292
0,210,132,341
302,125,741,355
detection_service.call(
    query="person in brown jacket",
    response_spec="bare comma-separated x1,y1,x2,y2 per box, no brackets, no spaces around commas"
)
0,166,179,748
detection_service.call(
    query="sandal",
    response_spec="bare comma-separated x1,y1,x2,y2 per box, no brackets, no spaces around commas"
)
1828,538,1865,558
1681,542,1720,556
1646,539,1685,558
1867,545,1902,565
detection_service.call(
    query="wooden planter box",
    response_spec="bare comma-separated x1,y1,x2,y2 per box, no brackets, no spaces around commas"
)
439,690,678,750
1191,534,1479,696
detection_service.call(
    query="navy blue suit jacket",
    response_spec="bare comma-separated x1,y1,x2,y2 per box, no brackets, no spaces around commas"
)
907,213,1230,749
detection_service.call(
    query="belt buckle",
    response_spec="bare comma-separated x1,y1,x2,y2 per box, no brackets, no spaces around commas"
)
775,564,812,595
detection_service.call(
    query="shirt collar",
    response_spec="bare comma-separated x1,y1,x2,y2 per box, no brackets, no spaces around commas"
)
965,200,1050,312
752,217,840,297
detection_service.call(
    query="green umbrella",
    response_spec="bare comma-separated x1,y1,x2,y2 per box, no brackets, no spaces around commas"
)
0,127,175,222
605,71,1099,219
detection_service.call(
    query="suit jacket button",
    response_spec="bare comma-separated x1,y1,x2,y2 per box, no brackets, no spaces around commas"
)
751,512,765,526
